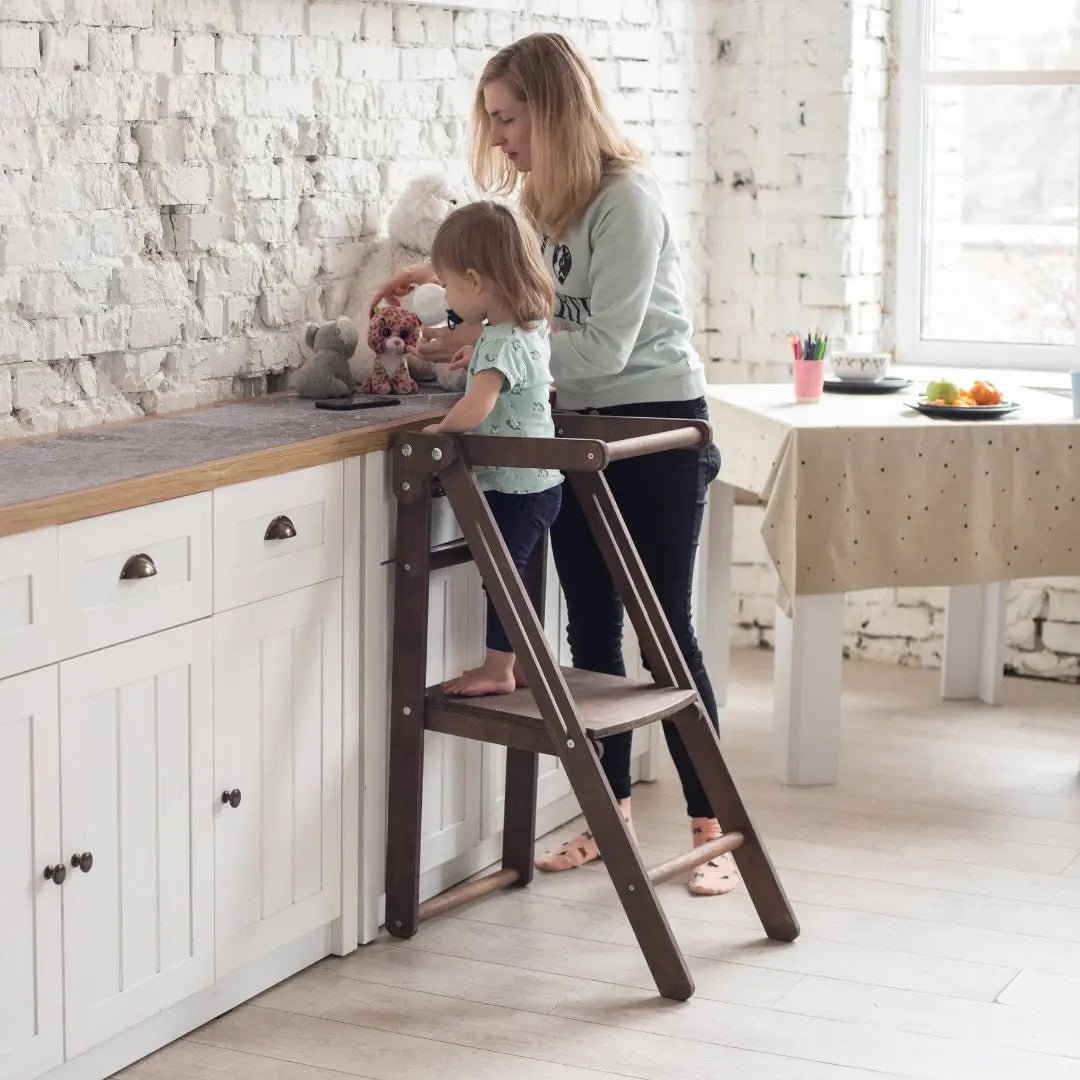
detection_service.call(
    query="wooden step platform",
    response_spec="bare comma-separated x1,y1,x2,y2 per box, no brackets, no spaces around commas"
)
425,668,699,753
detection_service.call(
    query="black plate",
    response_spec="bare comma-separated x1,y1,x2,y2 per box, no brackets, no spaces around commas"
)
905,399,1020,420
824,376,912,394
315,395,401,410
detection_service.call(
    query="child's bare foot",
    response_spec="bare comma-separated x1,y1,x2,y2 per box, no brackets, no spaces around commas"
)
513,660,528,687
535,800,634,871
687,816,741,896
442,649,516,697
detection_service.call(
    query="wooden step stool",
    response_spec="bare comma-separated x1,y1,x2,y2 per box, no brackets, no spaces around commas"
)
384,414,798,1001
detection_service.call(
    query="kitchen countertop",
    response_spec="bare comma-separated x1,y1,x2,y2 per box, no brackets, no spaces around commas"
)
0,390,458,538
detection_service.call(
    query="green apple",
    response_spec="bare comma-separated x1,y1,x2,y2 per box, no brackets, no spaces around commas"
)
926,378,958,404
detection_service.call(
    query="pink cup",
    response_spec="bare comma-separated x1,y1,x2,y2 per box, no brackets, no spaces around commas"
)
793,356,825,403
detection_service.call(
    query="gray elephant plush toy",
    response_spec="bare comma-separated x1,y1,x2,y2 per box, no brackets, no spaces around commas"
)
295,317,359,398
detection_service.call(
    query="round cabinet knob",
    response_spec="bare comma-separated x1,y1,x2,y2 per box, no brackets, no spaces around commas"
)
221,788,242,808
264,515,297,541
71,852,94,873
44,863,67,885
120,552,157,580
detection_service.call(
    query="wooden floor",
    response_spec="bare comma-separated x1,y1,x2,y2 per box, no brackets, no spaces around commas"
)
117,650,1080,1080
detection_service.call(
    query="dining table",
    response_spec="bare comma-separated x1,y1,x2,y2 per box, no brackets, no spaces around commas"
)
698,381,1079,785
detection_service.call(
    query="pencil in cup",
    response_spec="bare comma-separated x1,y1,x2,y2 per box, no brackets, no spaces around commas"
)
790,331,828,401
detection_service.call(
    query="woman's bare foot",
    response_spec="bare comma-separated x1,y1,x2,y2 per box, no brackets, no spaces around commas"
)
443,649,516,697
535,800,634,871
513,660,528,687
687,816,741,896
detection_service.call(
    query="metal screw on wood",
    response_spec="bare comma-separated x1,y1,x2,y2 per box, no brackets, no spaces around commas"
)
404,563,411,571
402,706,411,716
628,884,635,892
587,452,594,460
401,481,411,491
401,443,412,456
566,738,575,748
431,447,443,461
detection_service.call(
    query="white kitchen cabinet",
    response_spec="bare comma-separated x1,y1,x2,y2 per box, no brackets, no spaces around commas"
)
57,622,214,1059
0,667,63,1080
419,560,488,872
212,461,344,612
0,528,60,680
56,494,212,660
213,579,343,976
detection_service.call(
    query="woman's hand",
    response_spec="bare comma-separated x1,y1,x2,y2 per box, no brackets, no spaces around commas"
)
369,262,438,310
448,345,474,371
413,323,482,365
422,423,442,434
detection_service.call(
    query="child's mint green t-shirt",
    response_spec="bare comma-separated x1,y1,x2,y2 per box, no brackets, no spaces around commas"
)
467,321,562,496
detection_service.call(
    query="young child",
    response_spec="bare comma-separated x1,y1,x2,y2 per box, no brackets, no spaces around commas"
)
422,200,563,697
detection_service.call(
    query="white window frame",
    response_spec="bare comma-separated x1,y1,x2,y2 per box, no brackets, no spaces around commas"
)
896,1,1080,370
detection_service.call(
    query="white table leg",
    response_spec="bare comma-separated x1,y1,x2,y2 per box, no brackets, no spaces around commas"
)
773,593,844,785
700,481,734,709
941,582,1007,705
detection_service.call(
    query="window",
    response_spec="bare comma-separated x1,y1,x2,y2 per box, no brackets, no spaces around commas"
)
897,0,1080,369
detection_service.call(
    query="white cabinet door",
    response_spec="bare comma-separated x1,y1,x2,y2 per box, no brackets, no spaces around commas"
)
58,622,214,1059
213,580,343,976
419,561,487,873
0,667,63,1080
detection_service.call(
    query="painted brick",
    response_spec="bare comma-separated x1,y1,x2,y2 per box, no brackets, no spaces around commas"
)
0,25,41,69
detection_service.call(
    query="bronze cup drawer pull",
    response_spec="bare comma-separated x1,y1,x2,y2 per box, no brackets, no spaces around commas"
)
264,515,297,541
120,553,157,580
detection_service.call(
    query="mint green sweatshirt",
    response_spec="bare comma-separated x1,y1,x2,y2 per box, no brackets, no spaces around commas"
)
538,167,707,411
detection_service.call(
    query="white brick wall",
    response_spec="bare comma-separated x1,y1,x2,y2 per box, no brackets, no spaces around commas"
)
708,0,1079,686
0,0,717,436
3,0,1075,684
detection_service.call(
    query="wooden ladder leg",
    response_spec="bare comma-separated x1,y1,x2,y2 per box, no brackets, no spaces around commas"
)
502,748,539,885
501,538,545,885
385,490,433,940
672,706,799,942
570,748,696,1000
438,461,694,1000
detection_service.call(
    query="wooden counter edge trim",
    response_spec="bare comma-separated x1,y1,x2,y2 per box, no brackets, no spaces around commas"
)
0,408,446,539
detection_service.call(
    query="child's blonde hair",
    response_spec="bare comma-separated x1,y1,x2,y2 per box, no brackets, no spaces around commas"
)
431,200,554,329
471,32,645,238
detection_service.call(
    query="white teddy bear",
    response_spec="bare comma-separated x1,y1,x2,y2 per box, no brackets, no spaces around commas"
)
344,173,470,392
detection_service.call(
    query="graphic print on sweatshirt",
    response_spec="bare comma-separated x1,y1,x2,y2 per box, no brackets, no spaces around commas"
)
540,233,591,327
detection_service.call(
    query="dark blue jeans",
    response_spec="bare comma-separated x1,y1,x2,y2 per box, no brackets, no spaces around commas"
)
551,397,721,818
484,485,563,653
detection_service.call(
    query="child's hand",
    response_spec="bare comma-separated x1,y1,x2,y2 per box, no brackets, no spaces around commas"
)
422,423,442,434
449,345,474,371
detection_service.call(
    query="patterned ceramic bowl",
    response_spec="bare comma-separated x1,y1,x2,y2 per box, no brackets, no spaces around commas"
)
831,351,891,382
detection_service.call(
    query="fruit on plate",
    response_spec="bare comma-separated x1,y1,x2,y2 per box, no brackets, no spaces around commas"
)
926,378,959,404
925,377,1004,407
970,380,1003,405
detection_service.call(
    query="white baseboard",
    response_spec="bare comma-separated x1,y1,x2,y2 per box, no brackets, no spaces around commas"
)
39,926,332,1080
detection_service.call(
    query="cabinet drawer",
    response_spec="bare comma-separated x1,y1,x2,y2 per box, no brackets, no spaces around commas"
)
372,450,464,564
57,494,212,658
0,527,61,678
214,462,343,612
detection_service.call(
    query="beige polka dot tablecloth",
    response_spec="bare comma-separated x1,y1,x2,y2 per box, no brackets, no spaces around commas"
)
706,383,1080,613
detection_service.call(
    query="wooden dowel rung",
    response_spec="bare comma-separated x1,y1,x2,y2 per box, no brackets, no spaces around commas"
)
647,832,744,886
416,867,520,923
604,428,705,462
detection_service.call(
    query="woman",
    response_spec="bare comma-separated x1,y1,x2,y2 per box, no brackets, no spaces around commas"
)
373,33,735,897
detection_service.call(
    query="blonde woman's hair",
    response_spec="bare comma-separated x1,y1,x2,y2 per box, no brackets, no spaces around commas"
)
471,32,645,238
430,200,554,329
